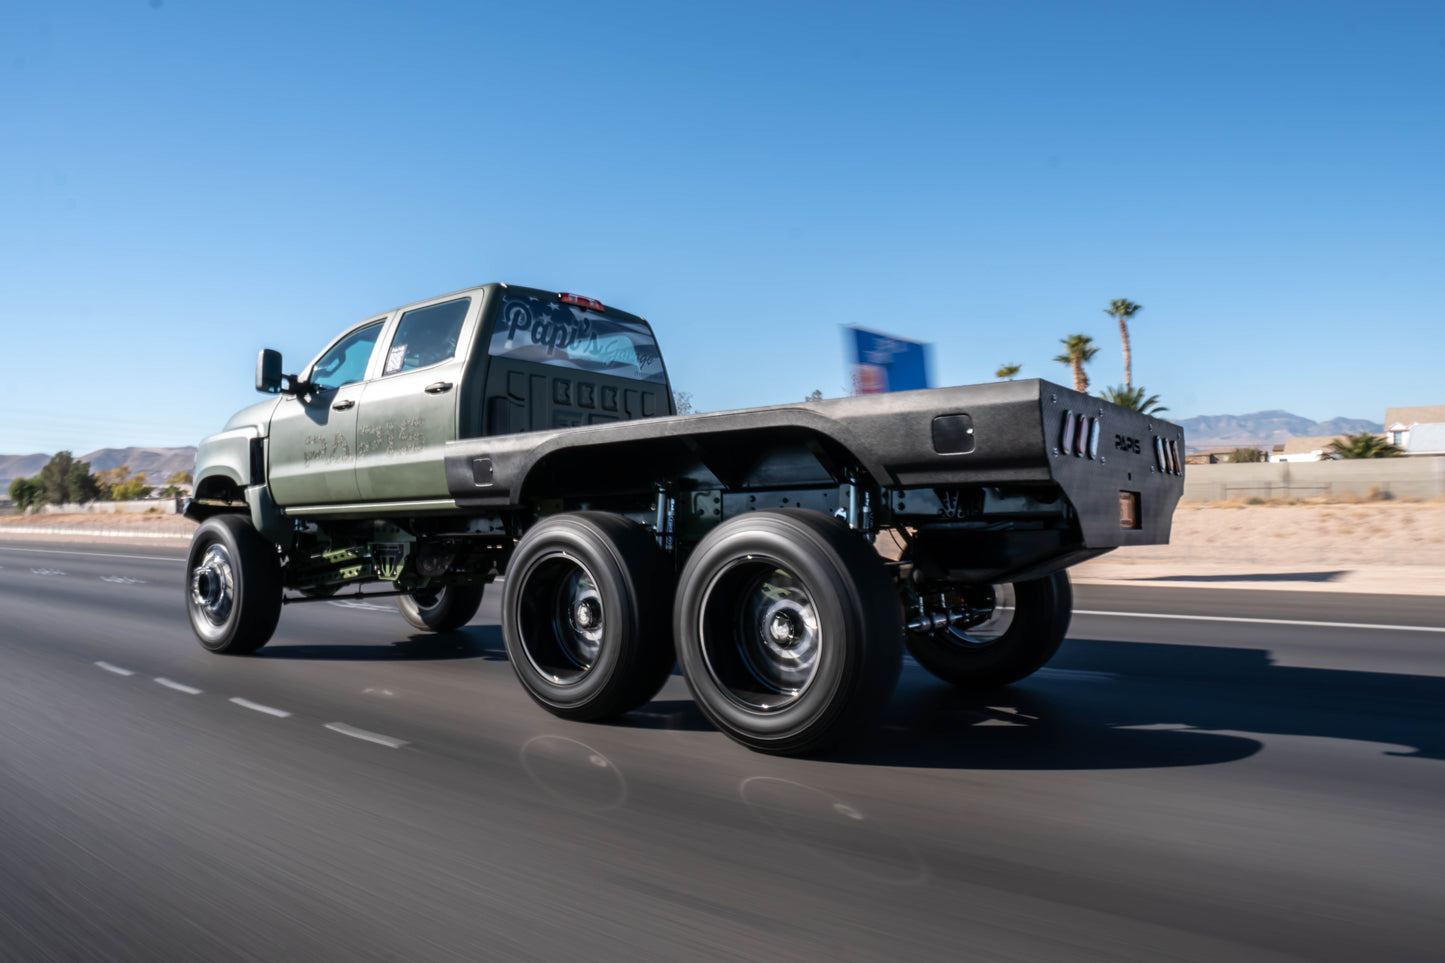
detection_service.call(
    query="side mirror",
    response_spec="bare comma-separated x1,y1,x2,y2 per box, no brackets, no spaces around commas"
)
256,349,284,393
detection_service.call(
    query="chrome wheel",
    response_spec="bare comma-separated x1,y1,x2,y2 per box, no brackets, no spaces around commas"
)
190,543,236,627
517,554,605,685
699,561,822,711
184,515,282,655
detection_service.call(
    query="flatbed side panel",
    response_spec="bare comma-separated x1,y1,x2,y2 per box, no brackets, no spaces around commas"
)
445,381,1058,508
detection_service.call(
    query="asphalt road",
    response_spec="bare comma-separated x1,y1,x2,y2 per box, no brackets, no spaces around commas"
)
1,540,1442,962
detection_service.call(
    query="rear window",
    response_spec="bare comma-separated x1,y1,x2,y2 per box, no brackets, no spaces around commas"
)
487,294,666,384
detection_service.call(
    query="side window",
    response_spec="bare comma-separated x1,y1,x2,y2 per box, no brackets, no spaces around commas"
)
382,298,470,375
310,323,382,391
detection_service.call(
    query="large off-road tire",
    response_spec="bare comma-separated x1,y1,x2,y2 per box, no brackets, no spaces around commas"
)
904,570,1073,688
396,584,484,632
502,512,676,721
185,514,283,655
673,509,903,756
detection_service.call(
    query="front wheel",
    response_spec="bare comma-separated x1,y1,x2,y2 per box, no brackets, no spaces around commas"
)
397,584,484,632
185,514,283,654
673,509,903,756
904,570,1072,688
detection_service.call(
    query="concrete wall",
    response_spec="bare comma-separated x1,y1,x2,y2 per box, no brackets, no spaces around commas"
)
1183,456,1445,501
36,499,183,515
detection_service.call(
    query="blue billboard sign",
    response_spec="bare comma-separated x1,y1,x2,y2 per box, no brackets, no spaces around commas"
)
844,326,932,394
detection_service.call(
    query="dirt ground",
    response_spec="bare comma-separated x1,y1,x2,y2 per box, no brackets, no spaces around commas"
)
1074,500,1445,595
4,503,1443,595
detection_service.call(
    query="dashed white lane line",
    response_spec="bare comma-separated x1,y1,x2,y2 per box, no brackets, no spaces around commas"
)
326,599,397,612
95,661,135,676
325,722,408,749
30,568,67,576
1074,609,1445,634
229,697,292,718
100,575,148,584
1033,668,1117,683
155,677,203,695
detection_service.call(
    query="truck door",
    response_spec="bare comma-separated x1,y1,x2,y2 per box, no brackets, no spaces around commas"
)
267,321,384,505
355,296,474,501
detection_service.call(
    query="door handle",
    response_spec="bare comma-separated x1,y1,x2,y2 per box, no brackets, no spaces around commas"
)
425,381,454,394
331,399,355,411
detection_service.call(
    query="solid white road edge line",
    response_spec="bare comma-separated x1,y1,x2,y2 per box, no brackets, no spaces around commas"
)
325,722,408,749
1074,610,1445,633
229,697,292,718
0,546,186,563
155,677,203,695
94,661,135,676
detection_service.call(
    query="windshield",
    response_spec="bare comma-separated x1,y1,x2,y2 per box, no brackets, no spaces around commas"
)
487,294,666,385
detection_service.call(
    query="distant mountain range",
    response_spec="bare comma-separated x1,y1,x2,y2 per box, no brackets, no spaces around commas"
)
1176,411,1382,451
0,446,197,489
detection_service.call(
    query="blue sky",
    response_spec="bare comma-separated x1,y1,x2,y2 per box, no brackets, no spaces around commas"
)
2,0,1440,455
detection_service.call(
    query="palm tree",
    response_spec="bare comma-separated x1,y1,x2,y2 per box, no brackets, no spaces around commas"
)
1101,384,1168,415
1325,433,1404,459
1052,334,1098,393
1104,298,1143,388
995,363,1022,380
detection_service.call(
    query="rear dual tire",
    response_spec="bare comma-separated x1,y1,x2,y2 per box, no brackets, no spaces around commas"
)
904,571,1073,688
501,513,676,721
673,510,903,755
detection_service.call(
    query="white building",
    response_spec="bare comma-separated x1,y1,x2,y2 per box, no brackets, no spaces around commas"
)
1269,435,1344,463
1383,405,1445,455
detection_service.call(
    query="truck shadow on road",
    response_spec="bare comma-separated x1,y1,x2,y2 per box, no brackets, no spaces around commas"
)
1132,570,1349,583
256,628,1445,769
834,637,1445,770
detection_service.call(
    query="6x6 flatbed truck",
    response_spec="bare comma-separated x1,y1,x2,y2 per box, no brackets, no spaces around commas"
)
186,282,1185,754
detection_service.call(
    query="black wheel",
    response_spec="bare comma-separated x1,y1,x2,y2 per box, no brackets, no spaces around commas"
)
673,509,903,755
904,570,1072,688
185,514,283,655
396,584,484,632
502,512,676,721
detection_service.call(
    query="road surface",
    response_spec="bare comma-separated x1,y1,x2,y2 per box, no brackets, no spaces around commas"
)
1,541,1442,962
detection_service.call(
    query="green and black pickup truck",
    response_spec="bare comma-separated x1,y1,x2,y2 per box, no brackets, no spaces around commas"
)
186,282,1186,755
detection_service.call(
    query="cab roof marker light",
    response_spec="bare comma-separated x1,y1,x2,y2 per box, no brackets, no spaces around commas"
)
1170,440,1183,475
1154,436,1166,472
1061,411,1076,455
1087,418,1101,460
1075,414,1090,457
559,292,605,311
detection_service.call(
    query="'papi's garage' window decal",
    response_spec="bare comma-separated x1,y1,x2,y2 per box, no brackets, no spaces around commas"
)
488,296,667,384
